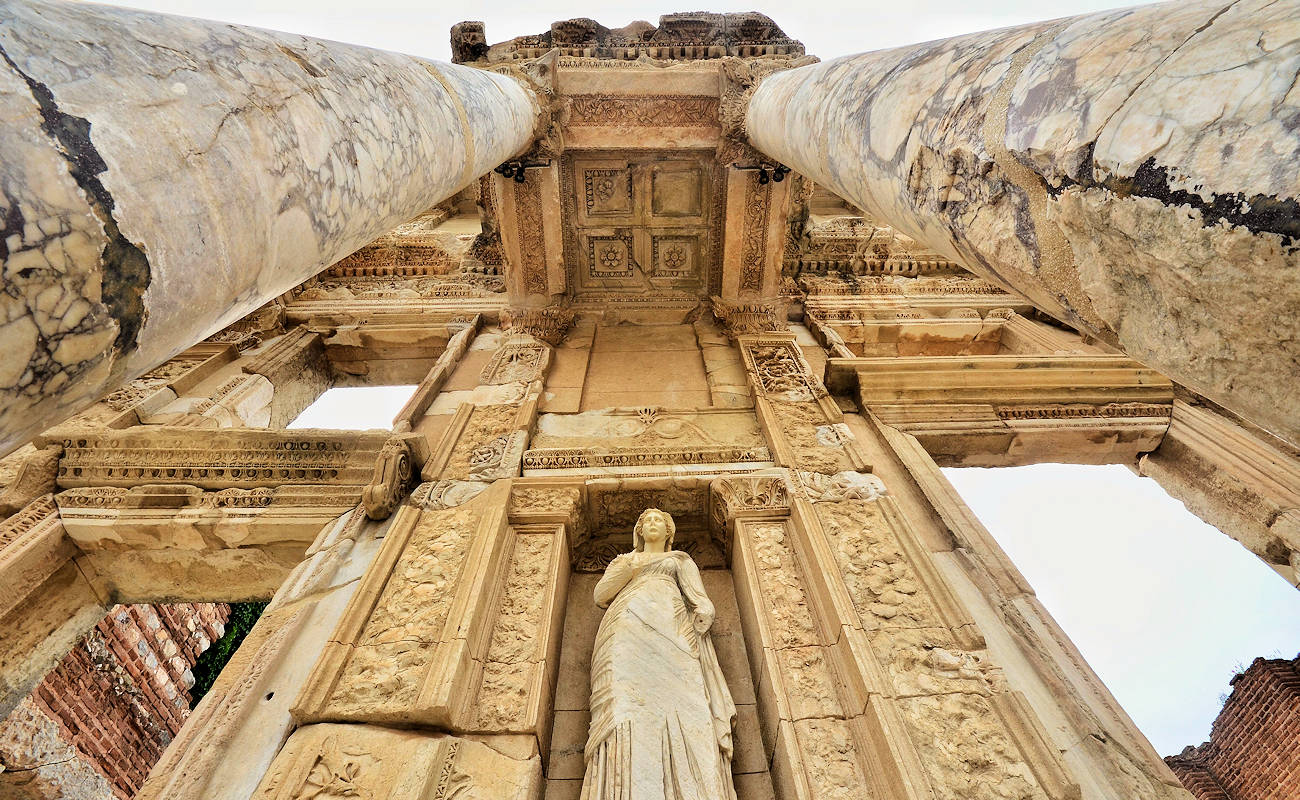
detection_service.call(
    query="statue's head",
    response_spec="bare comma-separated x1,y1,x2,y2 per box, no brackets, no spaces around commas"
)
633,507,676,551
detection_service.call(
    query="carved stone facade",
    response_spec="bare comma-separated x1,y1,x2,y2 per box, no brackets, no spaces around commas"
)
0,7,1293,800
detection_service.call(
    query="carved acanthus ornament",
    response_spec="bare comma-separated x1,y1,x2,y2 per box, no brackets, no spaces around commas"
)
709,296,783,338
501,306,575,346
710,473,792,545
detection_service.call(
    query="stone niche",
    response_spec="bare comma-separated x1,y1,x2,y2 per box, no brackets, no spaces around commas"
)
548,477,773,800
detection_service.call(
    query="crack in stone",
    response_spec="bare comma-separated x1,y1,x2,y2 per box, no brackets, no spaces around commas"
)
0,41,150,353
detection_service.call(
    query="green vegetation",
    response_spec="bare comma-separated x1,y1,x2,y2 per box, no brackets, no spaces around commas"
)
189,602,267,708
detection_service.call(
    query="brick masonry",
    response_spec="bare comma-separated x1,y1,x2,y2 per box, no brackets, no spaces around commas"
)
1166,654,1300,800
0,603,230,800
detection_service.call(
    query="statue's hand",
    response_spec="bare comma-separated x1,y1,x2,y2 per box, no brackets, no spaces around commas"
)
691,609,714,634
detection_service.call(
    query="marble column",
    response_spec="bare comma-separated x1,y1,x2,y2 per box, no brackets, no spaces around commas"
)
0,0,538,455
747,0,1300,447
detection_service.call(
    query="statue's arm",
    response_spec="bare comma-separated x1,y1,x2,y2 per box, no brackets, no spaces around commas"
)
594,554,636,608
677,555,715,633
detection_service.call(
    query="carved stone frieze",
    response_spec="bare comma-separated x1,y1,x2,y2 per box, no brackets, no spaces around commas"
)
508,484,583,523
46,428,396,490
252,724,540,800
461,12,804,63
523,445,770,471
566,95,720,127
480,339,549,385
740,339,824,401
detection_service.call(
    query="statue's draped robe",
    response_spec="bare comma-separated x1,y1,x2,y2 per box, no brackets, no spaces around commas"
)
582,551,737,800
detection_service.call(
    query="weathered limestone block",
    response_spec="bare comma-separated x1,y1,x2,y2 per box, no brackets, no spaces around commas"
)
827,353,1173,466
252,723,540,800
0,0,538,455
748,0,1300,446
0,696,116,800
139,511,389,800
0,495,77,615
1138,399,1300,585
0,560,105,719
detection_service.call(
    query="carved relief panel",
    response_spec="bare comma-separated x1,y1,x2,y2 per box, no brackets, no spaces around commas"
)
565,152,720,299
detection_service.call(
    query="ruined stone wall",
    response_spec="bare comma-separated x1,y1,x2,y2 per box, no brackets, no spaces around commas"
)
1165,655,1300,800
0,603,230,800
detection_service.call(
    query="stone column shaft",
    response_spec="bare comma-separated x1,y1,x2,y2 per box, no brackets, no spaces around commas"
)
0,0,538,455
747,0,1300,446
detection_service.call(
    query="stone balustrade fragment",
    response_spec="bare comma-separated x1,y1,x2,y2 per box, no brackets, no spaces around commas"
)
747,0,1300,447
0,0,538,455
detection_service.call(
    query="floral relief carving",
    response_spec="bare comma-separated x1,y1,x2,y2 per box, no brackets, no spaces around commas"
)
513,177,548,295
740,172,771,292
325,504,479,715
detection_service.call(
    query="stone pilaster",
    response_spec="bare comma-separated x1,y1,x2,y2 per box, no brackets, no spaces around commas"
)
747,0,1300,448
0,0,538,455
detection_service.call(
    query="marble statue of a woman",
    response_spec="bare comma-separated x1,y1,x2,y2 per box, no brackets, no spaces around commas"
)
580,508,737,800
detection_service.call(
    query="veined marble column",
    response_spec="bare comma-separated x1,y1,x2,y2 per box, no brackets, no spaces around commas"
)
747,0,1300,446
0,0,537,455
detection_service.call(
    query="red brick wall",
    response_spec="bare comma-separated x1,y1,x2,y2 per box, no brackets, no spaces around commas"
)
29,603,230,799
1166,655,1300,800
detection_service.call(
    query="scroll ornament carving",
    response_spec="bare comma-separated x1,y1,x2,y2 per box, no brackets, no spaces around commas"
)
362,437,414,520
740,173,771,292
514,176,549,296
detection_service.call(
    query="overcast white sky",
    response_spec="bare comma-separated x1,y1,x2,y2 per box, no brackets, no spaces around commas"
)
106,0,1165,62
134,0,1297,759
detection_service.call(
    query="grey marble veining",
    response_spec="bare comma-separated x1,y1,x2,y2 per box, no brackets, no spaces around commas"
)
748,0,1300,446
0,0,537,454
